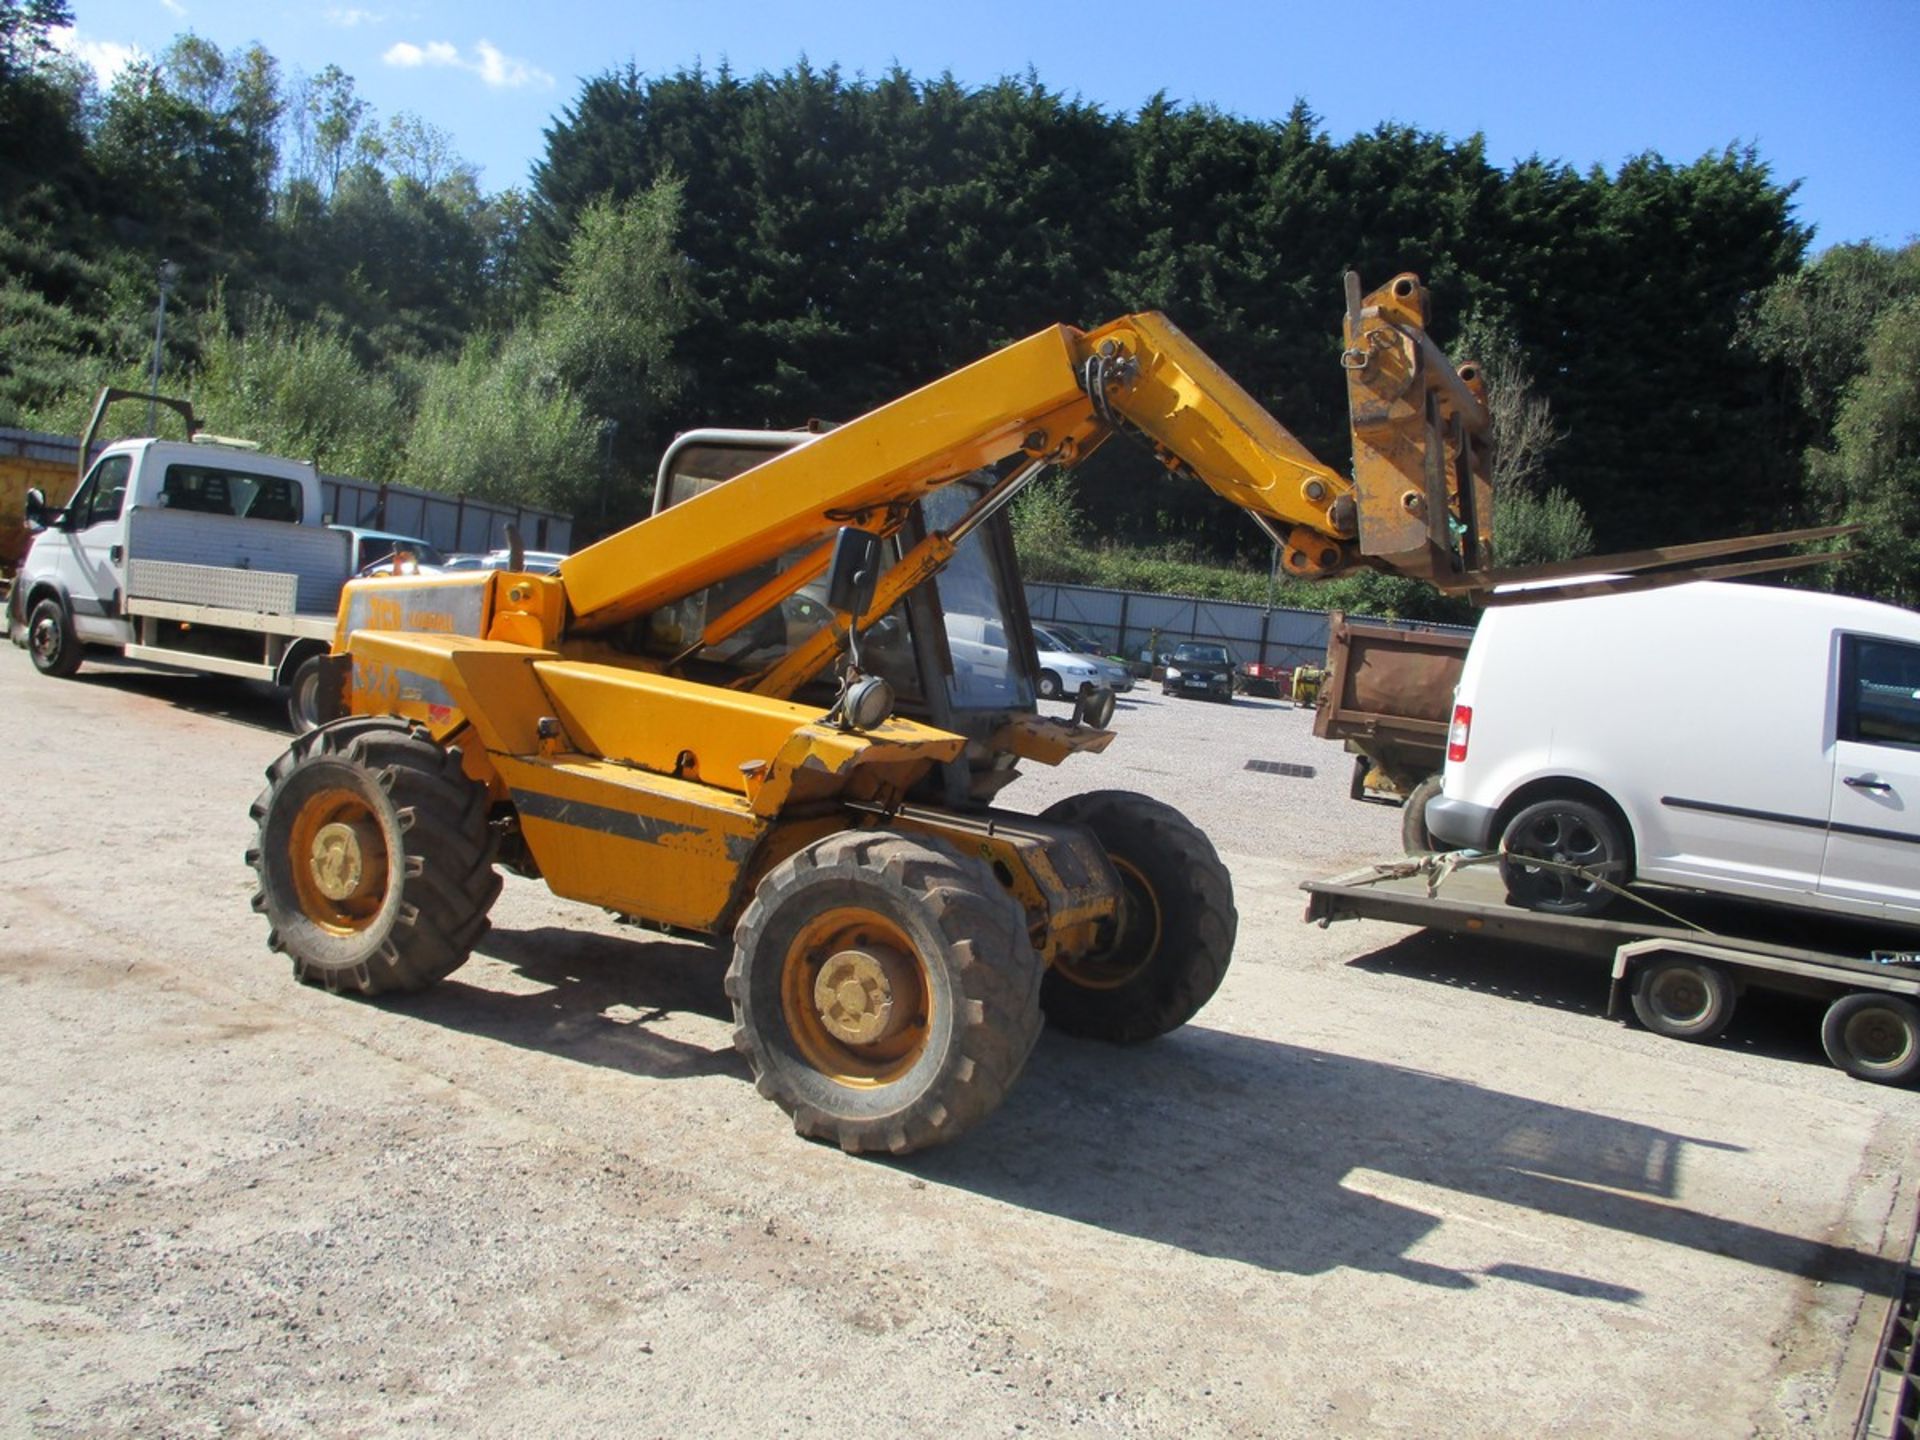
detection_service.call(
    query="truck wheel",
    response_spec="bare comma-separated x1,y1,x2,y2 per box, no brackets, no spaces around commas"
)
27,597,82,678
246,719,501,995
1038,670,1062,700
727,831,1043,1154
284,653,328,734
1821,993,1920,1084
1401,774,1450,856
1629,955,1735,1041
1498,797,1629,917
1038,791,1236,1042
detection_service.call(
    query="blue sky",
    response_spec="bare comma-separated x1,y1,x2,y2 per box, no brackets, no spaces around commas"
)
55,0,1920,251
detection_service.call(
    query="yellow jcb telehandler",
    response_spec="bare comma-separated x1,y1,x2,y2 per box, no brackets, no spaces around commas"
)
245,274,1839,1153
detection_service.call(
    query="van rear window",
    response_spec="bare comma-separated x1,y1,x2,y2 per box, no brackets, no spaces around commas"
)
160,465,303,523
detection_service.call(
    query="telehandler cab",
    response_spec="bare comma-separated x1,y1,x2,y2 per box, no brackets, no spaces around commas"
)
245,274,1838,1152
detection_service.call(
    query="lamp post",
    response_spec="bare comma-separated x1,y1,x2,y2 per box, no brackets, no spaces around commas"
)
147,259,181,435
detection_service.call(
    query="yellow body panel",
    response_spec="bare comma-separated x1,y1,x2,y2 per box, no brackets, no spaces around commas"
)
529,660,965,808
492,753,767,930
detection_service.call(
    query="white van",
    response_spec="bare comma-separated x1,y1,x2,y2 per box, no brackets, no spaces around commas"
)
1427,581,1920,927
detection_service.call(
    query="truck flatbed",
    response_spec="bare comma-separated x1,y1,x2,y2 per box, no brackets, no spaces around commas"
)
1303,857,1920,1082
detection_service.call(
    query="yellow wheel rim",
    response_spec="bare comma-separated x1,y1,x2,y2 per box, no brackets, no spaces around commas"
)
1055,856,1163,991
780,907,931,1085
287,785,389,935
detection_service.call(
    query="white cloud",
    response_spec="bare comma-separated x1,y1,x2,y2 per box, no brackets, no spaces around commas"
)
381,37,551,89
159,0,187,17
49,28,144,85
325,7,387,27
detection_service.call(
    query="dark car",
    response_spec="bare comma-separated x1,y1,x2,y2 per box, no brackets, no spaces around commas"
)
1162,642,1236,702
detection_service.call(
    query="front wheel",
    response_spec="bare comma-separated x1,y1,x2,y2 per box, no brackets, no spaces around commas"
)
1822,993,1920,1084
27,597,82,678
727,831,1043,1154
1037,670,1062,700
1039,791,1236,1042
247,719,501,995
1498,797,1629,917
1630,955,1735,1041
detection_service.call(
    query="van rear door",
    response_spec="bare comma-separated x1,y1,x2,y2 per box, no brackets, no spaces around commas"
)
1820,633,1920,917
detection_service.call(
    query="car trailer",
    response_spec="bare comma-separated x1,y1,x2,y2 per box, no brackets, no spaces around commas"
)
1303,858,1920,1085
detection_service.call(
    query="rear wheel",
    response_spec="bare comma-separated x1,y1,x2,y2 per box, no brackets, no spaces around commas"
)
1039,791,1236,1042
1630,955,1735,1041
1401,774,1448,856
247,719,500,995
284,652,328,734
727,831,1043,1154
1822,993,1920,1084
27,597,82,678
1498,797,1629,917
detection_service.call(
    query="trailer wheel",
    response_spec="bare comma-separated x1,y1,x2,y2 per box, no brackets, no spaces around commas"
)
27,597,82,678
1498,797,1629,917
1038,791,1236,1042
247,719,501,995
727,831,1043,1154
1629,955,1735,1042
1401,774,1450,856
1821,993,1920,1084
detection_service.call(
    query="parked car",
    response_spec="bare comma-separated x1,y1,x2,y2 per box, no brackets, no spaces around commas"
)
441,548,567,575
1161,641,1236,702
332,526,447,575
1428,581,1920,928
1032,623,1133,696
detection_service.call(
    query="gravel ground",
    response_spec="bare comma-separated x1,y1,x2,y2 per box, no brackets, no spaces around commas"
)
2,647,1917,1438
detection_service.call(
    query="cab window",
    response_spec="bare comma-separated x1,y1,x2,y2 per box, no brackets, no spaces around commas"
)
1841,635,1920,750
70,454,132,528
161,464,303,522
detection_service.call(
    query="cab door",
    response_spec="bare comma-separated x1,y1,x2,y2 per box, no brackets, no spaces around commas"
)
1819,633,1920,919
63,453,134,642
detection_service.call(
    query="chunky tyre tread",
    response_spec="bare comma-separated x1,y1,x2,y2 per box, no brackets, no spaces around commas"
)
247,719,500,996
1039,790,1236,1043
727,831,1043,1155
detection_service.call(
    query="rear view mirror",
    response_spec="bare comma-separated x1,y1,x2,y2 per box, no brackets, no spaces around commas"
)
22,486,46,532
826,527,882,618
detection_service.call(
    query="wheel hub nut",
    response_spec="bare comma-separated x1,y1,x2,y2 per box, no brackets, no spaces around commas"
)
814,946,915,1045
310,820,381,902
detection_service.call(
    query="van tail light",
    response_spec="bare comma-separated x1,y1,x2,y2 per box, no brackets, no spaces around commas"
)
1447,704,1472,763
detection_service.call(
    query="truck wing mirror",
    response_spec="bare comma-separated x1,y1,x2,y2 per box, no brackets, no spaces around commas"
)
22,486,47,532
825,527,882,619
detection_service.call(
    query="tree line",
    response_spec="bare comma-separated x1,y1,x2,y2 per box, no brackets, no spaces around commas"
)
2,5,1914,610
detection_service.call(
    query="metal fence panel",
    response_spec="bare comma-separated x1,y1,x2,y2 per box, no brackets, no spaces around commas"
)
1025,579,1472,667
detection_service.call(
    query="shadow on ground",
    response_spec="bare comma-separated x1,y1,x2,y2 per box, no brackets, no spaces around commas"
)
69,663,289,733
399,922,1896,1304
388,923,745,1081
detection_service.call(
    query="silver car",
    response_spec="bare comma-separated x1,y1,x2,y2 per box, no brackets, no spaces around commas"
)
1033,623,1134,698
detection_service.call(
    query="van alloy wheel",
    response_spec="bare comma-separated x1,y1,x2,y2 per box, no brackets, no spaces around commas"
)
1497,798,1629,918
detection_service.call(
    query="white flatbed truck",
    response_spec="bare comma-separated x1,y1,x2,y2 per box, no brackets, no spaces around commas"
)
6,391,356,730
1304,858,1920,1085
